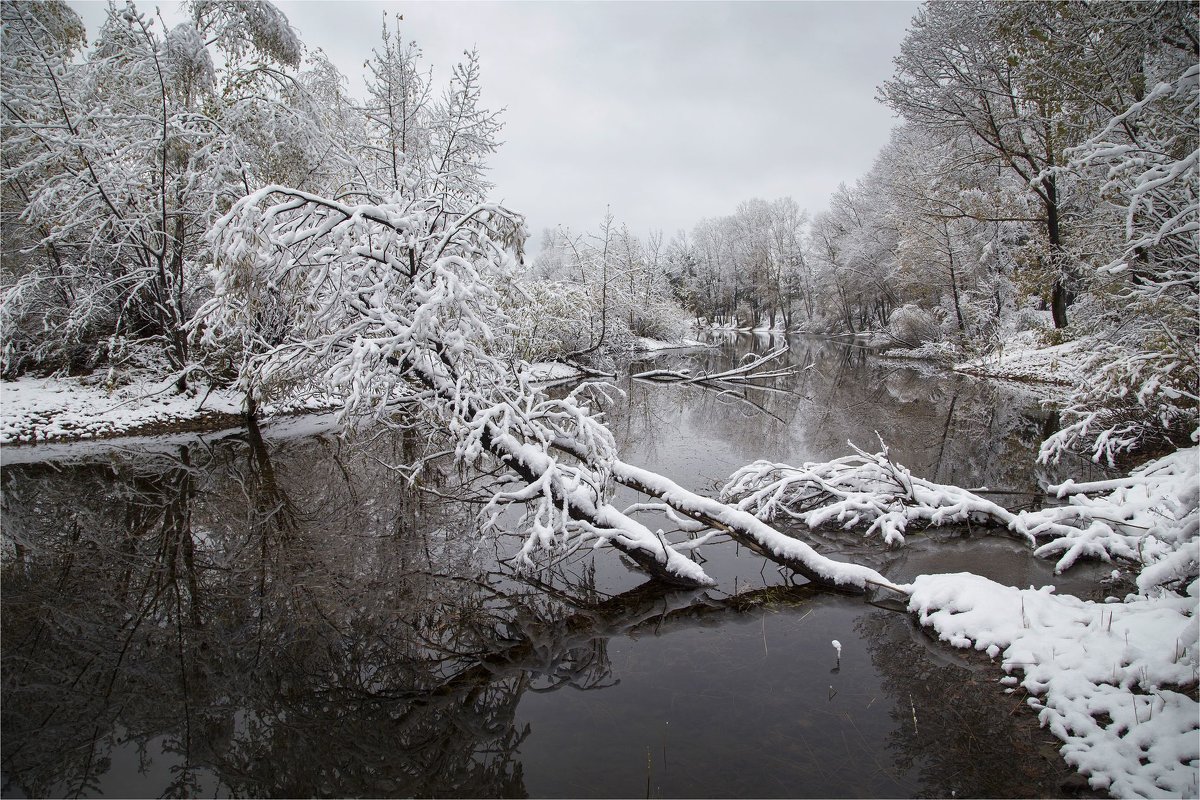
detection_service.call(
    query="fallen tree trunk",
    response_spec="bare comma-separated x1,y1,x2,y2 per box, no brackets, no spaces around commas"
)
548,435,906,595
203,185,907,595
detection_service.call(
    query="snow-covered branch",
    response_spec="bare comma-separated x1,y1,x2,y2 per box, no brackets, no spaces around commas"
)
723,439,1024,546
723,441,1199,590
630,345,797,386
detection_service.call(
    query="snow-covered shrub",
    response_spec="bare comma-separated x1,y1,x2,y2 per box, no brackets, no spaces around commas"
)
1041,60,1199,464
626,293,691,342
0,271,115,377
887,304,941,348
1041,339,1198,465
1012,302,1051,334
493,277,594,361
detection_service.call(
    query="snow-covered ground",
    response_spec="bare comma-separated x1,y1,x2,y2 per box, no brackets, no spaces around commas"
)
631,336,712,352
954,330,1092,386
526,361,586,383
911,572,1197,798
0,375,340,446
1,375,243,445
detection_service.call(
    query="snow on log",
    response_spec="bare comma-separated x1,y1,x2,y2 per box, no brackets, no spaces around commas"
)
548,435,905,594
630,345,797,386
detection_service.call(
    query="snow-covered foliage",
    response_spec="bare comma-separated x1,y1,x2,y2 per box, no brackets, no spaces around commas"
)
198,180,917,594
187,0,302,68
661,198,810,331
0,1,505,390
885,304,941,348
909,573,1198,798
876,2,1197,462
1040,61,1200,464
199,185,713,585
358,12,432,196
533,217,692,363
726,442,1198,588
1028,448,1199,591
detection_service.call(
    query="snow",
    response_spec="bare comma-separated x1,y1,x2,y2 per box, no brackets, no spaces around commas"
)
631,336,711,352
1,375,240,445
910,573,1198,798
608,455,907,593
0,375,339,446
727,441,1199,587
954,330,1092,387
724,440,1028,547
1026,447,1200,582
525,361,584,383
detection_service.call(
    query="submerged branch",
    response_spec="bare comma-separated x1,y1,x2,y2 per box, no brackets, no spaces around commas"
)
631,345,798,387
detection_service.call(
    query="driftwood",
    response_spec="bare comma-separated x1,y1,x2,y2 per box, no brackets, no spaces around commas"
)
631,345,797,386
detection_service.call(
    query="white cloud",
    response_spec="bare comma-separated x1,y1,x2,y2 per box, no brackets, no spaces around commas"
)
67,0,919,245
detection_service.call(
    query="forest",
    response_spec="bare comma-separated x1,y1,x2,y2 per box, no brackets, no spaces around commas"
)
1,1,1197,797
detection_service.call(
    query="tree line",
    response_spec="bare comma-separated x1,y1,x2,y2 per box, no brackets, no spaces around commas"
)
534,1,1197,461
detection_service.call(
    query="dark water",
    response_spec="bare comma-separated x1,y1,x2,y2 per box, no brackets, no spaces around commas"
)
1,334,1114,798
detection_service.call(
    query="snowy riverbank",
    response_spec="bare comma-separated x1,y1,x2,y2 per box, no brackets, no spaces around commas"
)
954,331,1092,386
0,357,607,446
0,375,250,445
728,442,1199,798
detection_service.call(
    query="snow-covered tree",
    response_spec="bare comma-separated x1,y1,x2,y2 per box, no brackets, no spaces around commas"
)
199,181,906,592
1041,57,1199,463
0,0,309,385
880,1,1088,329
425,48,503,211
358,12,431,197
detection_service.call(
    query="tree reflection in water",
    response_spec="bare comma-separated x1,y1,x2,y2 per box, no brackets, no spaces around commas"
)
3,427,541,797
1,428,802,798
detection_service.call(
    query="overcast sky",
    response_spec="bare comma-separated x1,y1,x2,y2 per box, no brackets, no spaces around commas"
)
68,0,919,245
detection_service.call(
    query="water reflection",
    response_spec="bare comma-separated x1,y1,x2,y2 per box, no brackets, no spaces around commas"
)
2,429,530,798
620,332,1096,496
2,336,1108,797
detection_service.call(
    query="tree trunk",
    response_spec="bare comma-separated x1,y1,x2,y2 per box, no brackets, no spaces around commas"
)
1045,178,1070,329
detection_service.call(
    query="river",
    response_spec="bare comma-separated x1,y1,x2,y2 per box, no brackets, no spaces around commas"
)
0,333,1113,798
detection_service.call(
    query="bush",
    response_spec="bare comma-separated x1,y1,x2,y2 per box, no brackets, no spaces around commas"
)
887,304,941,347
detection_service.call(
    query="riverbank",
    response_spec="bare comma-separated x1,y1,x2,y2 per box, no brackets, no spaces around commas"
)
1,365,571,446
872,330,1092,392
0,375,253,446
0,337,718,447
